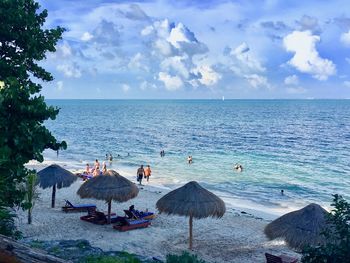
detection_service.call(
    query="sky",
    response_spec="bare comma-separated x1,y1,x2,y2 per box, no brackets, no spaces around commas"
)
37,0,350,99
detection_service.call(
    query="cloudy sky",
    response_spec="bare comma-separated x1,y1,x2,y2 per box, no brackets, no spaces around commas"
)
38,0,350,99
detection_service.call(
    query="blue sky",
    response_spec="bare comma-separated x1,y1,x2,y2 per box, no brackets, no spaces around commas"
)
38,0,350,99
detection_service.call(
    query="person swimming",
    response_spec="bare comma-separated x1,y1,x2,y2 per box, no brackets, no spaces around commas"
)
234,163,243,172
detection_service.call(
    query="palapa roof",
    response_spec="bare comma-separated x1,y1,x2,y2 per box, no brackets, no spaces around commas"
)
264,203,329,250
37,164,77,189
77,170,139,202
156,181,226,219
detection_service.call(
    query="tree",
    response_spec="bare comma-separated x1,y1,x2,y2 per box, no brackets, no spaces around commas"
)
302,194,350,263
23,172,39,224
0,0,66,236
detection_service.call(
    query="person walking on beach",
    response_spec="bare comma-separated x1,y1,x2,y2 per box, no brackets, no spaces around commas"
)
137,165,145,185
144,165,152,182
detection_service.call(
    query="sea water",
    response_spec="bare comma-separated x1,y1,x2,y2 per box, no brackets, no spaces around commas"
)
43,99,350,216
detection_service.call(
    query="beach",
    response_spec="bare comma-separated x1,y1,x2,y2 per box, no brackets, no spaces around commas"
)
17,163,300,262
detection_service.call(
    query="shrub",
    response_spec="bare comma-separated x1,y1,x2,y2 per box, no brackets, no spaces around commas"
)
82,254,141,263
166,251,206,263
0,206,21,239
302,194,350,263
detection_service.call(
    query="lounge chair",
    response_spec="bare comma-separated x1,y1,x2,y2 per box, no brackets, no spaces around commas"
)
265,253,298,263
113,217,151,232
124,209,156,220
80,210,120,225
62,200,96,213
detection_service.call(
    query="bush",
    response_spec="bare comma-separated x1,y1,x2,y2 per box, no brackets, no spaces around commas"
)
166,252,206,263
81,254,141,263
302,194,350,263
0,206,21,239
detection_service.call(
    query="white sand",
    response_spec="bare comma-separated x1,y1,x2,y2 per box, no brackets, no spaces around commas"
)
16,167,300,263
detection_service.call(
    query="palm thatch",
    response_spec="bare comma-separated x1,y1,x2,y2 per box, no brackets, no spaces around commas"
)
264,203,329,250
77,170,139,223
37,164,77,208
156,181,226,249
37,164,76,189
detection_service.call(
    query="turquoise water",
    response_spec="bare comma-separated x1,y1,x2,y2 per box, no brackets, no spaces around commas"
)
44,100,350,215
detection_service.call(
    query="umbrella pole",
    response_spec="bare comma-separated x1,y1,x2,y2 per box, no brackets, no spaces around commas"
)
51,184,56,208
107,200,112,224
189,215,193,250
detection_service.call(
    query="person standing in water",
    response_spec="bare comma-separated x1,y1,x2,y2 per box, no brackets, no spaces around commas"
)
188,155,193,164
94,159,100,170
137,165,145,185
102,161,107,174
144,165,152,182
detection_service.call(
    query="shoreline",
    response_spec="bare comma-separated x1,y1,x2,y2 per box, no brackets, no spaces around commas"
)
26,158,325,221
16,170,300,262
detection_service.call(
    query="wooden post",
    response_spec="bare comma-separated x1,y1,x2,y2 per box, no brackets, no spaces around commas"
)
51,184,56,208
28,209,32,224
189,215,193,250
107,199,112,224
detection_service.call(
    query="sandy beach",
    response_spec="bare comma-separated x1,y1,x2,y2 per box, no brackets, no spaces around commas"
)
16,164,300,263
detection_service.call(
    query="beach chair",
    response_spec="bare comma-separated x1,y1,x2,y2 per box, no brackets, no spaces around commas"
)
124,209,156,220
80,210,121,225
62,200,96,213
265,253,298,263
113,217,151,232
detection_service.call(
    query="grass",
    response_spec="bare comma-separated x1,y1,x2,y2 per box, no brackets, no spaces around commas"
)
81,253,141,263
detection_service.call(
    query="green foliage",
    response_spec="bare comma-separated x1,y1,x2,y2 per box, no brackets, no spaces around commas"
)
23,171,39,224
81,254,141,263
166,252,206,263
302,194,350,263
0,0,66,236
0,206,21,239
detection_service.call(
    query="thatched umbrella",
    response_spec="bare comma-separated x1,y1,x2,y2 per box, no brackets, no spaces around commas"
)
77,170,139,224
264,203,329,250
37,164,77,208
156,181,226,249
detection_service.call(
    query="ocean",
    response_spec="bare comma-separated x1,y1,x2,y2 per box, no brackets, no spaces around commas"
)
43,99,350,216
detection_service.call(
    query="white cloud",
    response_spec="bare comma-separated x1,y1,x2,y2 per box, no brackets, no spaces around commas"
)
140,81,157,90
344,81,350,88
284,75,299,85
167,22,196,49
244,74,271,89
81,32,93,42
192,64,221,86
56,81,63,91
161,56,189,79
122,84,130,93
340,30,350,46
230,42,265,74
141,25,153,36
142,19,207,57
154,39,173,56
158,72,183,90
286,86,307,94
57,63,82,78
128,53,149,71
283,30,336,81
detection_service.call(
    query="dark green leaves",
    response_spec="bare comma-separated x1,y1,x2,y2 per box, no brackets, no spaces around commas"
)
0,0,66,237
